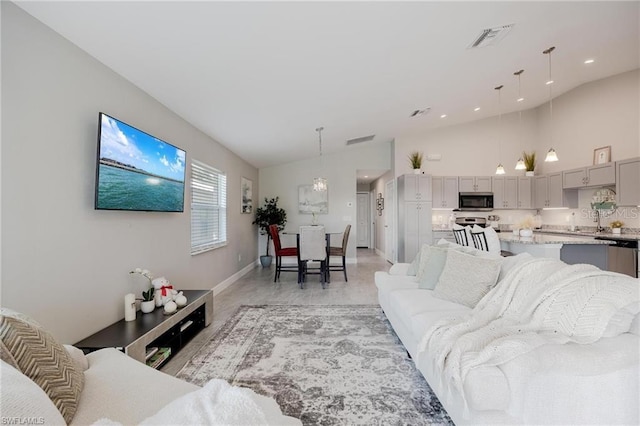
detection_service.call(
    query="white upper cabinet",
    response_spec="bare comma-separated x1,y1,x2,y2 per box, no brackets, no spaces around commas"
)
563,163,615,189
402,174,432,202
492,176,518,209
432,176,458,208
535,173,578,209
459,176,492,192
517,177,533,209
616,158,640,206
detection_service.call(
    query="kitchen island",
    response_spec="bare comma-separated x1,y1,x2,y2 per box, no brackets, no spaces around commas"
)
498,232,613,270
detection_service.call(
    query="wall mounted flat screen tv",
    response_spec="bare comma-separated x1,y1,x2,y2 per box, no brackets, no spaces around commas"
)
95,113,186,212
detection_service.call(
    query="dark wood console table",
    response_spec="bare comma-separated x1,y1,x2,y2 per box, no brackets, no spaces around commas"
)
75,289,213,368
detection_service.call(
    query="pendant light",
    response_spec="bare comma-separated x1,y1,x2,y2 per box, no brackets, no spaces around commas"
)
514,69,527,170
313,127,328,192
543,46,559,162
495,85,505,175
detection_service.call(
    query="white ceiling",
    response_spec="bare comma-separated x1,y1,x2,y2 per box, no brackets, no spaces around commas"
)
16,1,640,169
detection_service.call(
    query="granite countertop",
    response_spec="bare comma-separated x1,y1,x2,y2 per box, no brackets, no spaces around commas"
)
534,229,640,241
498,233,615,245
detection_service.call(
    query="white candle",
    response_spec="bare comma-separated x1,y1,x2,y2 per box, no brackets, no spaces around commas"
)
124,293,136,322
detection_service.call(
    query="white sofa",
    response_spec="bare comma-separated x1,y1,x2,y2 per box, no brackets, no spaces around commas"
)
375,242,640,425
0,306,301,426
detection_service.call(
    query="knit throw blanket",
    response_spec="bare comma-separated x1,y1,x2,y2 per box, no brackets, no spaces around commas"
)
417,257,640,416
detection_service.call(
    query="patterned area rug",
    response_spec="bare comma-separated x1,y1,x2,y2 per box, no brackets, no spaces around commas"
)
177,305,452,425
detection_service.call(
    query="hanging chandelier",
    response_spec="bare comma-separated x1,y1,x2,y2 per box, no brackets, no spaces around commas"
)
495,85,505,175
543,46,559,162
313,127,328,192
514,69,526,170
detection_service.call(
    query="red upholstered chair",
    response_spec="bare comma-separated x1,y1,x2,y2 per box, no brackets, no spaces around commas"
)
268,224,298,282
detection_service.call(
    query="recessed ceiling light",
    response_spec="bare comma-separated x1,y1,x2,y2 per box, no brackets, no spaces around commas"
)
440,114,447,118
584,59,595,64
364,175,368,178
474,107,481,112
546,80,554,85
517,97,524,102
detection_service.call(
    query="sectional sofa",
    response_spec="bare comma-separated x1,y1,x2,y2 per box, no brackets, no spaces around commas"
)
375,240,640,425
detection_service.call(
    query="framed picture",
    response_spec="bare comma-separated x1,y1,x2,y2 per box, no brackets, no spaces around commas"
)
593,146,611,165
241,177,253,214
298,184,328,214
376,193,384,216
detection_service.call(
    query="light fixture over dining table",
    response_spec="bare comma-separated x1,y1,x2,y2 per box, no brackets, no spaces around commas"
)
313,127,328,192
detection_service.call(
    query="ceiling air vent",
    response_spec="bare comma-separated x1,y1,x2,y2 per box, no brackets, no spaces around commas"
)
468,24,514,48
346,134,375,146
410,107,431,117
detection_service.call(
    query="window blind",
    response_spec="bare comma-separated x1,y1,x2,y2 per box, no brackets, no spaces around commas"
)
190,160,227,255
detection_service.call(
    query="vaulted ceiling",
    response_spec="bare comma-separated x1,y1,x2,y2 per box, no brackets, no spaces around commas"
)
16,1,640,168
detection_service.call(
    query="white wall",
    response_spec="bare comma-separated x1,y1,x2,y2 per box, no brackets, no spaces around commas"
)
535,70,640,174
1,3,258,343
259,142,392,260
395,109,540,177
395,69,640,230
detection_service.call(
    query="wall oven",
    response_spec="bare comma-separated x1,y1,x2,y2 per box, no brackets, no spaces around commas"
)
457,192,494,211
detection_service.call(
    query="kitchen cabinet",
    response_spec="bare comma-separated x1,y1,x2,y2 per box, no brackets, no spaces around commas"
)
397,174,432,262
562,163,615,189
400,174,432,201
432,176,458,208
492,176,518,209
535,173,578,209
517,177,534,209
459,176,492,192
616,157,640,206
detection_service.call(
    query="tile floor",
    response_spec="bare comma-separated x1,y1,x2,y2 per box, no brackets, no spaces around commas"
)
162,248,392,376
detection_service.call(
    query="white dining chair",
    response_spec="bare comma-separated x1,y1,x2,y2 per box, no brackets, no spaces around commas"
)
297,225,328,289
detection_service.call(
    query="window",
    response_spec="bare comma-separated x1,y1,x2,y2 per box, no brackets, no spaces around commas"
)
191,160,227,255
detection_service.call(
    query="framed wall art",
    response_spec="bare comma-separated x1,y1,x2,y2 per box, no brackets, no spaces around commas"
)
593,146,611,165
241,177,253,214
298,184,328,214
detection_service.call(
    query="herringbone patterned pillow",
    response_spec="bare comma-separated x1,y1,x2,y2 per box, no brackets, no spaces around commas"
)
0,309,84,423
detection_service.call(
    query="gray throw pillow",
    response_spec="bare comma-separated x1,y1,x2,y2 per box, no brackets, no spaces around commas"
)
417,246,448,290
433,249,503,308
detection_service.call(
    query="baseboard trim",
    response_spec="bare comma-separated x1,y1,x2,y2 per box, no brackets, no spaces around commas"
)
212,260,259,296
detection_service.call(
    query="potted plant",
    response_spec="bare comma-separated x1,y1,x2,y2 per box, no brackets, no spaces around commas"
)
140,287,155,314
408,151,423,174
523,152,536,176
610,220,624,234
252,197,287,267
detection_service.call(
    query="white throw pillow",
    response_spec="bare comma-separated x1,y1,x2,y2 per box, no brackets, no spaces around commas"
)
414,244,432,282
471,225,501,255
433,249,503,308
417,246,448,290
452,224,472,246
437,238,496,259
406,250,421,276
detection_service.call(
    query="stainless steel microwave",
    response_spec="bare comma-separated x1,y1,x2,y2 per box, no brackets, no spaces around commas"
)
457,192,494,211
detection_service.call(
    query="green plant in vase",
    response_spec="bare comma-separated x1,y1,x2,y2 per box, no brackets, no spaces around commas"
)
252,197,288,267
408,151,424,174
523,151,536,176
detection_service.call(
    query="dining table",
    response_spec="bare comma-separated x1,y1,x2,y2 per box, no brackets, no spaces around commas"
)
282,228,343,286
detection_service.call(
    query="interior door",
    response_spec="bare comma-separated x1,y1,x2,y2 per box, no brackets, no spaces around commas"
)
385,180,395,263
356,192,370,248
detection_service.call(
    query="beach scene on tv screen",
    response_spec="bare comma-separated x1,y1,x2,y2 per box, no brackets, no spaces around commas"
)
97,114,185,211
